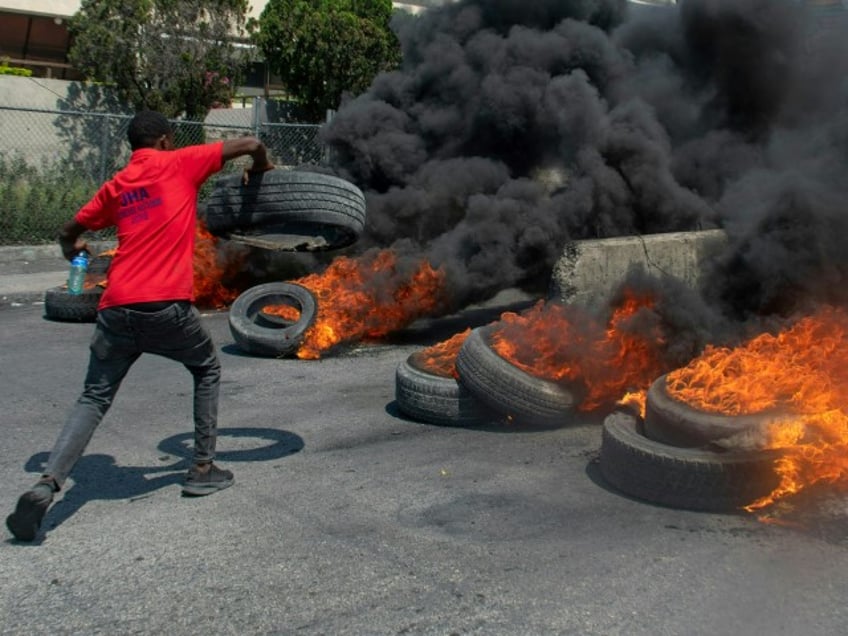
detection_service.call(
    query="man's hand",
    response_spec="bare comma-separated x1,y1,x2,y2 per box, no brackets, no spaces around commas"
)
242,162,276,186
222,136,274,185
58,219,90,261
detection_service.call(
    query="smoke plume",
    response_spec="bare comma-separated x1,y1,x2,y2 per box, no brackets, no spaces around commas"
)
315,0,848,330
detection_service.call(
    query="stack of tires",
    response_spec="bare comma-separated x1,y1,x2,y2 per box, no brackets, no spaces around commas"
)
395,325,584,429
598,375,782,512
396,329,783,513
394,331,486,428
218,170,366,357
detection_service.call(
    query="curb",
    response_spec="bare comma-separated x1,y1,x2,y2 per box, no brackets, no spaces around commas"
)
0,241,116,264
0,244,63,263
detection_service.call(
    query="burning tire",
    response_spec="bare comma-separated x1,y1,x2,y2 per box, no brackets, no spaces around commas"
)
599,410,781,512
228,282,317,357
454,326,582,428
644,374,773,448
44,285,102,322
203,169,366,251
395,352,487,427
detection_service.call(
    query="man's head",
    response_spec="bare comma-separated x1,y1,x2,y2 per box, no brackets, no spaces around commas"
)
127,110,174,150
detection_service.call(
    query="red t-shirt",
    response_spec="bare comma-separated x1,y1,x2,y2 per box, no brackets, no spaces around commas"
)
75,142,224,310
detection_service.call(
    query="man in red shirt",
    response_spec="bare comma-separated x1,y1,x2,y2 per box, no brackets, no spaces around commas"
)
7,110,274,541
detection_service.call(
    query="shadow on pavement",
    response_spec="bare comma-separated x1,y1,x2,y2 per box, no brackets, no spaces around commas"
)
12,427,304,541
583,451,848,547
157,426,304,463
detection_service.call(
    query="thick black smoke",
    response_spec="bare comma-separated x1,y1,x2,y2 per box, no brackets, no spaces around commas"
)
318,0,848,329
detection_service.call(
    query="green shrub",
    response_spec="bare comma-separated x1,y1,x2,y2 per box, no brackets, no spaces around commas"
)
0,59,33,77
0,153,100,244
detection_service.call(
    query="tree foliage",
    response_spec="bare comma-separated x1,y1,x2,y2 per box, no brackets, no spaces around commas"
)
252,0,401,122
69,0,253,119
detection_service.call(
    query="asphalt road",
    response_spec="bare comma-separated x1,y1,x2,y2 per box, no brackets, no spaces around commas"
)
2,299,848,635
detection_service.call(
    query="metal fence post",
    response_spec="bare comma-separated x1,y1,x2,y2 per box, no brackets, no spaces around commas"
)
99,114,110,184
253,96,261,137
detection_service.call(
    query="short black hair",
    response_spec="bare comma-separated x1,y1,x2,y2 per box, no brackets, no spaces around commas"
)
127,110,172,150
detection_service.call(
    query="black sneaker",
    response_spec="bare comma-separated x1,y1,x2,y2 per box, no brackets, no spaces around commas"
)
182,462,234,496
6,483,55,541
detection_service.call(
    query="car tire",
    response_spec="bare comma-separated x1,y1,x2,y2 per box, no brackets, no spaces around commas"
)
454,326,583,428
599,410,781,512
395,352,488,427
644,374,774,448
44,285,102,322
228,282,317,357
203,169,366,251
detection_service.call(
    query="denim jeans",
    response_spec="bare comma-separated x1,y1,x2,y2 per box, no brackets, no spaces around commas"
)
44,301,221,487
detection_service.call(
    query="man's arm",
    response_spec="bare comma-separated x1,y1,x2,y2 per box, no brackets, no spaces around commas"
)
221,137,274,172
58,219,90,261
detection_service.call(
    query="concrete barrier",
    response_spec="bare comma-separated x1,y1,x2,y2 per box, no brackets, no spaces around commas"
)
549,229,728,309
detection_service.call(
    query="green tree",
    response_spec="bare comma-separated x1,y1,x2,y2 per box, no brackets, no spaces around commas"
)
69,0,253,119
252,0,401,122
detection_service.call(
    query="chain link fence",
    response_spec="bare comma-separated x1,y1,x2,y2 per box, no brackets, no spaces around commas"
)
0,105,325,245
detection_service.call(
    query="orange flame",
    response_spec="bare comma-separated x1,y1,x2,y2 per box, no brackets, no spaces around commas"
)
618,390,648,418
263,305,301,322
273,249,447,359
410,328,471,378
489,290,667,411
666,305,848,510
193,221,242,309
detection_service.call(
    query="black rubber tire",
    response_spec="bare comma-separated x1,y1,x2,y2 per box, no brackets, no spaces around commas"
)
203,169,366,251
644,374,774,448
228,282,317,357
395,353,488,427
454,326,583,428
43,286,102,322
599,410,781,512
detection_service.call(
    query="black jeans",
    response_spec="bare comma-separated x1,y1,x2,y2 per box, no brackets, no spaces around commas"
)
44,301,221,487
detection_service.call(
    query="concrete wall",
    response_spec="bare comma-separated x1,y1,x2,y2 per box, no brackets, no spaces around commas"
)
0,75,128,165
549,229,729,310
0,75,101,109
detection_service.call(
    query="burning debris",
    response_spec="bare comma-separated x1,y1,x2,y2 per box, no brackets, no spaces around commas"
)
200,1,848,511
489,290,668,412
263,248,448,359
663,305,848,511
194,221,245,309
412,328,471,378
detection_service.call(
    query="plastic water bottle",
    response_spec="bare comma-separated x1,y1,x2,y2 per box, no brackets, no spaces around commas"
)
67,252,89,295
